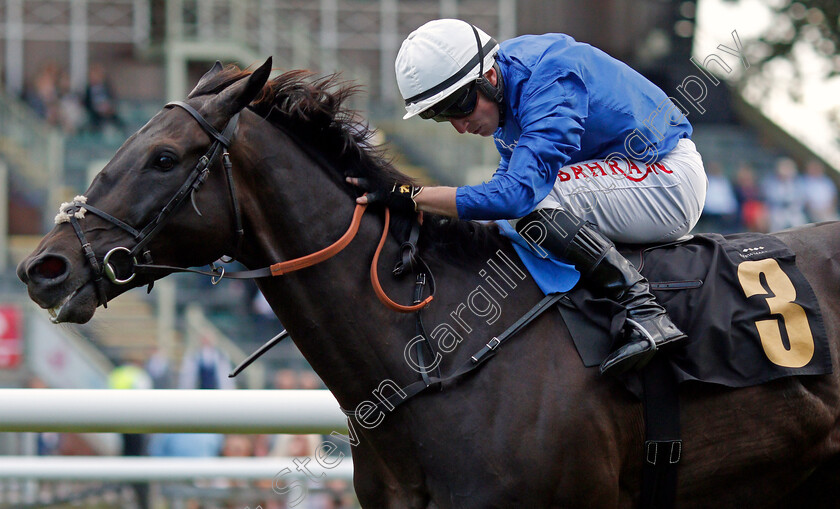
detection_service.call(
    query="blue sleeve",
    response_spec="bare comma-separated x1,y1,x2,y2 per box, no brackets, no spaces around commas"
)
491,152,510,179
456,72,588,221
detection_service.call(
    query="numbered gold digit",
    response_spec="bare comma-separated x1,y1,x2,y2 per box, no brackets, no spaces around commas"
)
737,258,814,368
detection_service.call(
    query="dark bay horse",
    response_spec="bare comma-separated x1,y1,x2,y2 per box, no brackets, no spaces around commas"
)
16,58,840,508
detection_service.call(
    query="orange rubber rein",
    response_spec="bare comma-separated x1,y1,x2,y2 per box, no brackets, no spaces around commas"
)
268,202,433,313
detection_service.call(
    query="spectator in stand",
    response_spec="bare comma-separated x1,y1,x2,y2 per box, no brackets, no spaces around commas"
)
273,368,301,390
108,354,153,509
56,70,85,134
145,348,173,389
253,290,275,318
299,370,324,390
84,62,124,134
24,62,88,136
762,157,808,232
218,434,256,495
178,332,236,390
147,431,224,509
269,434,331,508
147,432,224,458
733,163,768,232
252,288,283,341
26,61,61,125
800,159,838,223
697,162,739,233
27,376,63,456
324,478,357,509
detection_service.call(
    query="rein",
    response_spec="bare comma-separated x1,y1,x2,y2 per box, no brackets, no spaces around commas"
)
57,101,433,314
134,202,435,313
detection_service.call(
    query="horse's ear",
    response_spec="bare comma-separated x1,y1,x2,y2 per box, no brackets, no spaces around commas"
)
188,61,225,97
213,57,273,117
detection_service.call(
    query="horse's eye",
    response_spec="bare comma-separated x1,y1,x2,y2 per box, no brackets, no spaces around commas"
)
155,154,176,170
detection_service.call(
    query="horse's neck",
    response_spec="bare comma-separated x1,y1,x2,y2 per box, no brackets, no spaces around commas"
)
233,120,415,407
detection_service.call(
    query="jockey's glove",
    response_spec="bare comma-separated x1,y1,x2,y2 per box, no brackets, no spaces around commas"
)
349,178,423,215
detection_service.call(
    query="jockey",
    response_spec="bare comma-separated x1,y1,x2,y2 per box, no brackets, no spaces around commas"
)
349,19,707,376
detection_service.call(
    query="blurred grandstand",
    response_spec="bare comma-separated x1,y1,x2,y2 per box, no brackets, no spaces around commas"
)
0,0,838,507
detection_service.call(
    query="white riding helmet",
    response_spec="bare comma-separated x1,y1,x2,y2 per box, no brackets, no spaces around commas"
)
396,19,500,119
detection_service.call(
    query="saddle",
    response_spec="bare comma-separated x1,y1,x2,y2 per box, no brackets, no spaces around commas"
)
616,234,695,279
557,231,831,397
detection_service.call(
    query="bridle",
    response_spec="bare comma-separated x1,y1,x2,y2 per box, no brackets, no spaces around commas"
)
58,101,242,307
56,96,562,419
57,100,434,314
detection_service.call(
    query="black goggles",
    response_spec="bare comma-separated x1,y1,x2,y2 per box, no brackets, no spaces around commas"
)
419,83,479,122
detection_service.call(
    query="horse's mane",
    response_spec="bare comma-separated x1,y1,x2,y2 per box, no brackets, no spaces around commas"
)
191,65,510,263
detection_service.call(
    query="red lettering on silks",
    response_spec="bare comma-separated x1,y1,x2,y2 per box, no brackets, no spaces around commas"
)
558,169,571,182
627,161,642,174
625,166,652,182
571,166,587,179
585,162,607,176
656,162,672,173
607,159,625,174
646,163,659,174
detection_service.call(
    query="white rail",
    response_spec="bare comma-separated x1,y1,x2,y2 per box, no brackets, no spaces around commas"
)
0,456,353,481
0,389,347,434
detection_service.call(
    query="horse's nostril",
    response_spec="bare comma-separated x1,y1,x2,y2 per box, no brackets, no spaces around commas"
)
30,255,69,282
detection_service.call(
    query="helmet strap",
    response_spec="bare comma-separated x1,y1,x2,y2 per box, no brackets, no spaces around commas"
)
469,24,500,104
468,23,505,126
475,63,504,104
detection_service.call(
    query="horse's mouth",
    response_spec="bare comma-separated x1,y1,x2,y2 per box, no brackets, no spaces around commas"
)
42,283,98,324
48,288,79,323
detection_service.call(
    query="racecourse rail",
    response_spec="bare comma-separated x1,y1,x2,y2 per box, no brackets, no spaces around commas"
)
0,389,348,434
0,456,354,481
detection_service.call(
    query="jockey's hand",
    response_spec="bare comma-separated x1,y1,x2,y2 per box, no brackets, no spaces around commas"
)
346,177,423,214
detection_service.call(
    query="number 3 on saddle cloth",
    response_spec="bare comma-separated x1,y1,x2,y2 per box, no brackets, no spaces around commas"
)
497,222,831,398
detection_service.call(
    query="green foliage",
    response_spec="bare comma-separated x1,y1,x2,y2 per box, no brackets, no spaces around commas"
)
732,0,840,134
742,0,839,82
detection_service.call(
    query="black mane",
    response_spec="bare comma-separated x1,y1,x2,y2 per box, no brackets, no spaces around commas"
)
195,65,509,262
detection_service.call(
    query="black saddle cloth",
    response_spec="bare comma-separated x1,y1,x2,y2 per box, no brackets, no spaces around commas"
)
558,232,831,394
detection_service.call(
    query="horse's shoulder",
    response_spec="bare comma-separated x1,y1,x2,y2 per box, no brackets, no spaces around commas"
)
420,217,512,262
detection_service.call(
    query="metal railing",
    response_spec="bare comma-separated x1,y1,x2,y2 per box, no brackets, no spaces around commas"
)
0,389,346,433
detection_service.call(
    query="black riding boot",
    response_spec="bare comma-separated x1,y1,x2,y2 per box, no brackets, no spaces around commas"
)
515,208,687,376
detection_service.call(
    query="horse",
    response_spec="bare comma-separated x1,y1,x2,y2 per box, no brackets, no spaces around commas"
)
16,57,840,508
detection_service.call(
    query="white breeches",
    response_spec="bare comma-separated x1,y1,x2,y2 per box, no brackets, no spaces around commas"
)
528,138,707,244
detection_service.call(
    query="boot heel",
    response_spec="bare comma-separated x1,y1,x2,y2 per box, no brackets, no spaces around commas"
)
599,330,658,376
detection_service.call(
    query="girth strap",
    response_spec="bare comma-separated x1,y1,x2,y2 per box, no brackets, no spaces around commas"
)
640,356,681,509
342,291,566,418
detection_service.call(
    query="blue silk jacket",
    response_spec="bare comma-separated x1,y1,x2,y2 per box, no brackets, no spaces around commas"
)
455,33,692,220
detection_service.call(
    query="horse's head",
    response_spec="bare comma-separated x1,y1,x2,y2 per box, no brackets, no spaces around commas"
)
17,58,273,323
